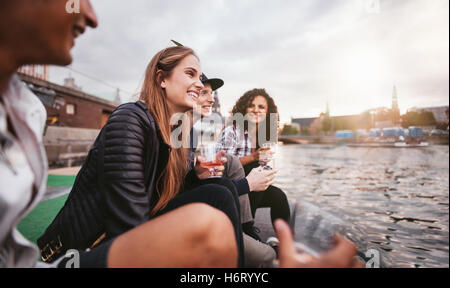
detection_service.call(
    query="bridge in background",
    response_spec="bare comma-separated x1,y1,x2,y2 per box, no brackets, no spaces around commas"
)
278,135,340,145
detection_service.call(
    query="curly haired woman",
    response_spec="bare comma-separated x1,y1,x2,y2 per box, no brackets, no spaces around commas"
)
220,88,290,241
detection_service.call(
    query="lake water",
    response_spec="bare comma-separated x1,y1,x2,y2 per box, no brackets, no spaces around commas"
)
273,144,449,268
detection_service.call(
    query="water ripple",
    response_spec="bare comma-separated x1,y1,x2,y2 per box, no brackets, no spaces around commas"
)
275,144,449,268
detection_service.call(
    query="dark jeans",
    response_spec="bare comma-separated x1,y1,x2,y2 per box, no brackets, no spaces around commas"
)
249,185,291,223
244,162,291,224
154,180,245,267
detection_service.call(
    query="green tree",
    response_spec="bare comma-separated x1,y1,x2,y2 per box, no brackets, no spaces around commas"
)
332,118,343,131
322,118,332,133
401,111,437,128
281,124,299,135
301,127,311,135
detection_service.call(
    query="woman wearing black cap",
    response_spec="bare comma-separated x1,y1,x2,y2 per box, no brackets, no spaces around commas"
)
189,76,279,267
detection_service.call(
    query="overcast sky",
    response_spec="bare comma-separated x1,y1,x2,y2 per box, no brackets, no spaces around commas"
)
50,0,449,124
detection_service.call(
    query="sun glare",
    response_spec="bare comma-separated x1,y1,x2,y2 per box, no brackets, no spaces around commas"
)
341,49,386,91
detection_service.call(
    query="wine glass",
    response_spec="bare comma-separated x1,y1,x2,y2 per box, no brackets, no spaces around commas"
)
259,142,277,170
199,143,222,178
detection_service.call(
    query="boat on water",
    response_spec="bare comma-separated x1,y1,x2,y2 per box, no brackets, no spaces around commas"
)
393,142,429,148
348,142,429,148
342,126,429,148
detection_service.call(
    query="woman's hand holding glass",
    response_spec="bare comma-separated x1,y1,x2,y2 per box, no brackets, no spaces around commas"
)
246,166,277,192
195,146,227,179
256,143,277,169
251,147,270,163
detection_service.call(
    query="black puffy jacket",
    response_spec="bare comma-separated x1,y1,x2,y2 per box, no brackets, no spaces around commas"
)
38,101,171,262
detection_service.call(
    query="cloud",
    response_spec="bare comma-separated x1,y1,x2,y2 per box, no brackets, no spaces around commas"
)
50,0,449,123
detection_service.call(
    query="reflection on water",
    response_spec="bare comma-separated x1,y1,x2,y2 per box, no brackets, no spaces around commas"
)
274,144,449,268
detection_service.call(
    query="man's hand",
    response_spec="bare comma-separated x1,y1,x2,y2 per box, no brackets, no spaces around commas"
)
195,150,227,179
275,219,364,268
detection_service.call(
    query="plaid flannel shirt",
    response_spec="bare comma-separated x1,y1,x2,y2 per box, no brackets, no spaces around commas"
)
219,125,253,158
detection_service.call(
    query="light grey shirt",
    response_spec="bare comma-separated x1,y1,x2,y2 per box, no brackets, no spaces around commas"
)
0,75,48,268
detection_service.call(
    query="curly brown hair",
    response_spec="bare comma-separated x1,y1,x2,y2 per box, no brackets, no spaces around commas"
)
231,88,278,117
230,88,279,147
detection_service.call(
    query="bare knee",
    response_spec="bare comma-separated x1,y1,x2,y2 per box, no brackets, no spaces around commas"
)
186,203,238,267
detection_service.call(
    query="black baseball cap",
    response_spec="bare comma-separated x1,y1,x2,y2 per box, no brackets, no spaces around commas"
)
201,73,224,91
171,40,224,91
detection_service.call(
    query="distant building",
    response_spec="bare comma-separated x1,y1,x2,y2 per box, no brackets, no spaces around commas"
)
391,85,400,124
63,75,82,91
310,116,323,135
332,114,361,124
375,120,393,129
114,88,122,105
212,90,221,116
408,106,449,123
392,85,399,111
291,92,406,135
19,73,119,129
291,117,317,130
18,65,49,81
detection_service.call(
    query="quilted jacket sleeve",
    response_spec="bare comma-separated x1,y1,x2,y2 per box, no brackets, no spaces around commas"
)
101,103,153,238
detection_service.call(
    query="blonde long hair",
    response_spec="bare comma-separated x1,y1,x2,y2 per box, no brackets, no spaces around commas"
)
140,46,196,215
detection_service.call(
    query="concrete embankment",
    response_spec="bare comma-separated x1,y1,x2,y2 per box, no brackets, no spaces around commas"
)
44,126,99,168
